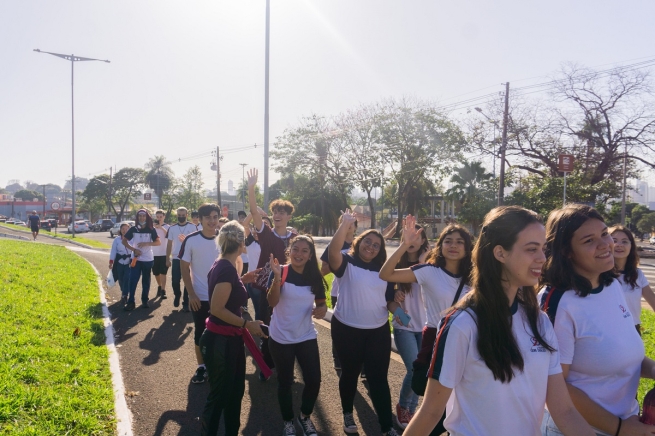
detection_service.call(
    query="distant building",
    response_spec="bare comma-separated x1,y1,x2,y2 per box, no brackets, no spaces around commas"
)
630,180,649,205
227,180,235,195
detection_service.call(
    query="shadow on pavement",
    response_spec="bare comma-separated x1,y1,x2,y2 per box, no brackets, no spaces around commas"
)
141,310,193,365
152,379,208,435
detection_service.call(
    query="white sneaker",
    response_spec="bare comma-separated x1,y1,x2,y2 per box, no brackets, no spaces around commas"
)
282,420,296,435
297,415,318,436
343,412,358,434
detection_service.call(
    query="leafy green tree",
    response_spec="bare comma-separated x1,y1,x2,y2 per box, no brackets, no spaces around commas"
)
637,213,655,236
176,166,205,212
237,180,263,207
630,204,651,229
14,189,44,202
145,155,174,208
85,168,146,221
446,161,495,234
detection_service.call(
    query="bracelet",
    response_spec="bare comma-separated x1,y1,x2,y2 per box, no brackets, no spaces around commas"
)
242,319,247,328
615,416,622,436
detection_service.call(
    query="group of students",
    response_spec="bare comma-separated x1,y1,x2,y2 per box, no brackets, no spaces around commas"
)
110,169,655,436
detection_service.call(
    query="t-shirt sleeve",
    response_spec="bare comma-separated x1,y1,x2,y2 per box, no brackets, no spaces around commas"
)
638,269,650,289
179,238,192,263
552,304,576,365
166,226,174,240
332,253,348,278
124,227,136,241
320,245,330,263
151,228,159,241
429,315,468,389
385,282,396,302
245,234,255,246
410,264,428,287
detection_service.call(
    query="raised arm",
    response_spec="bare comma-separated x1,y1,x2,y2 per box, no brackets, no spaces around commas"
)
379,215,421,283
329,209,355,272
642,285,655,313
545,373,596,436
404,379,452,435
266,254,282,307
242,213,252,238
247,169,263,232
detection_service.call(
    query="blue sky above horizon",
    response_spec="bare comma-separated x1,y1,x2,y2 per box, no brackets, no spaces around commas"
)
2,0,654,193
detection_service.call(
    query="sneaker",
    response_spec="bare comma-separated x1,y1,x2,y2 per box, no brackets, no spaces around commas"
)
343,412,357,434
385,429,400,436
395,403,411,429
124,302,135,311
173,295,180,307
297,415,317,436
191,366,207,384
156,286,162,297
140,301,150,309
160,291,167,299
282,420,296,436
182,303,190,312
121,295,128,305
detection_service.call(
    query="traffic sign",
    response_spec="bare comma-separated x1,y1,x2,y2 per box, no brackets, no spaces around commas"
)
222,205,229,217
558,154,575,173
51,202,60,210
144,193,152,201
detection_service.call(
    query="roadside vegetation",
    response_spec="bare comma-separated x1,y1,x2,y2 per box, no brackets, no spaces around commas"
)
0,223,110,249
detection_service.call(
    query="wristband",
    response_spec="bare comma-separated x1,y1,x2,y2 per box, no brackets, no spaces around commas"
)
615,417,621,436
242,319,247,328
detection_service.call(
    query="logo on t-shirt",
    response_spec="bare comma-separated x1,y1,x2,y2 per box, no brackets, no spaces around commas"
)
530,336,547,353
619,304,631,319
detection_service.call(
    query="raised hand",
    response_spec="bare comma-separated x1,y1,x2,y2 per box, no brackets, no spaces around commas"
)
247,168,258,189
340,209,357,226
269,253,281,278
402,214,423,248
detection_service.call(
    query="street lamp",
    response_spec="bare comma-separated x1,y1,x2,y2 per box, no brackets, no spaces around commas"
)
34,49,110,237
263,0,271,210
474,107,500,177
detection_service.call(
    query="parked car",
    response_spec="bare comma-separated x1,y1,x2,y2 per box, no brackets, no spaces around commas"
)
5,219,16,224
68,220,90,233
47,219,58,228
91,219,114,232
109,221,135,238
40,221,52,231
650,236,655,245
14,220,26,226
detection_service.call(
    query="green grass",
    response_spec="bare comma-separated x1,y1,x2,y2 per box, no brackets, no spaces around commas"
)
0,224,110,249
639,310,655,404
0,240,115,435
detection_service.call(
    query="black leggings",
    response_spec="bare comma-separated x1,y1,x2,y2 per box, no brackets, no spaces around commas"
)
269,337,321,421
199,331,245,436
331,316,392,433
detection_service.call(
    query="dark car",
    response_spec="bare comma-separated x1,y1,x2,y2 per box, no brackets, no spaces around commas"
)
40,221,52,231
91,219,114,232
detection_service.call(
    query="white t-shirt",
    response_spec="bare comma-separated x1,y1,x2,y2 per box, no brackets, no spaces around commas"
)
538,279,644,420
430,302,561,436
246,236,261,267
332,253,395,329
617,269,649,325
179,231,220,301
267,267,326,344
123,226,159,263
166,222,198,259
320,242,352,298
152,225,169,257
412,264,470,328
392,280,427,333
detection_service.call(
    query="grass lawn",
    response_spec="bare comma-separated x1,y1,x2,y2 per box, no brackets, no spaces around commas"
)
639,309,655,404
0,240,115,435
0,223,110,249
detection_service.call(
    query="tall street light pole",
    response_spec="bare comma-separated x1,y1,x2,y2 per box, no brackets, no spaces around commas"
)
239,163,248,209
263,0,271,210
34,49,110,237
498,82,510,206
474,107,499,177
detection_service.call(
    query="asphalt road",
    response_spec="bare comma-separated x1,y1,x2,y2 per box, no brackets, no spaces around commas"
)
1,226,415,436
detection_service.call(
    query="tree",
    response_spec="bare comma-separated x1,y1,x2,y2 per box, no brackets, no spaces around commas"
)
14,189,44,202
237,180,263,208
637,213,655,236
176,166,205,211
5,182,24,194
145,155,174,207
446,161,495,234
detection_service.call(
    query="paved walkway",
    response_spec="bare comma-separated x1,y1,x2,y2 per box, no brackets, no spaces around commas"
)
2,227,411,435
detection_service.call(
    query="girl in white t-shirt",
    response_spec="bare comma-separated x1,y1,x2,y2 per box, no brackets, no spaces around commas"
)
610,225,655,334
405,206,594,436
266,235,328,436
380,220,473,433
539,205,655,436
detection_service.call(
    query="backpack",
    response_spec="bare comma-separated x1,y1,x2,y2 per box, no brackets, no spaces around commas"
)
540,286,565,324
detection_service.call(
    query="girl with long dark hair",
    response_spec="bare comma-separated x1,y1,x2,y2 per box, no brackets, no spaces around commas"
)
610,225,655,335
538,205,655,435
327,209,398,436
379,220,472,432
267,235,328,436
405,206,594,436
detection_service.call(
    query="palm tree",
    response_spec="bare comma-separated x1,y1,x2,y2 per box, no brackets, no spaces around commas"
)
446,161,495,234
145,155,174,208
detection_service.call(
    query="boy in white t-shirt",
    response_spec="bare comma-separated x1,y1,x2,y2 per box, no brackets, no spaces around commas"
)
166,207,198,312
152,210,170,299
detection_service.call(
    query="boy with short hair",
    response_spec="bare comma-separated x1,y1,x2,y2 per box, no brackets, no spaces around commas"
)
166,207,197,312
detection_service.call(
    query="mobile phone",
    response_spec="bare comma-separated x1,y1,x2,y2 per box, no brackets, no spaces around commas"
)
154,219,160,225
260,324,269,336
393,307,411,327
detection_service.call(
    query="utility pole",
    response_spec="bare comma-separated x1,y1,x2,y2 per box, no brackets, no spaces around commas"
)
498,82,510,206
39,184,47,218
621,143,628,225
263,0,271,210
239,163,247,210
108,166,113,217
216,146,222,207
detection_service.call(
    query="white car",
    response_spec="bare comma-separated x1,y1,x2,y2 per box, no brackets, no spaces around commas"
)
14,220,26,226
650,236,655,245
68,220,90,233
109,221,135,238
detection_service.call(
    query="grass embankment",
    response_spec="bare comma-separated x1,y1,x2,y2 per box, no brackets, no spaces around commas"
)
0,240,115,435
639,310,655,404
0,223,110,249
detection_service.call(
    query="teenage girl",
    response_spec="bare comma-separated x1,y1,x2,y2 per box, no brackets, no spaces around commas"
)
380,220,473,433
327,209,399,436
267,235,328,436
405,206,595,436
378,217,429,429
109,223,131,303
610,225,655,335
538,205,655,435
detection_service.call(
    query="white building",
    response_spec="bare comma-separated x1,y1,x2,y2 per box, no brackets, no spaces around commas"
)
227,180,235,195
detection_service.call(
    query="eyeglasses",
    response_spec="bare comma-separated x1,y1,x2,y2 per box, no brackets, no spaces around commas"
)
362,238,381,250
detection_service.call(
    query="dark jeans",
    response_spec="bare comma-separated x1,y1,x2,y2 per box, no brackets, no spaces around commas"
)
128,260,154,304
191,301,211,346
248,285,263,321
114,262,131,298
199,331,246,436
269,337,321,421
171,259,189,306
332,316,392,433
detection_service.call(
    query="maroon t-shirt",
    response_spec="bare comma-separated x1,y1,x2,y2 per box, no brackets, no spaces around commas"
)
207,258,248,326
253,225,297,291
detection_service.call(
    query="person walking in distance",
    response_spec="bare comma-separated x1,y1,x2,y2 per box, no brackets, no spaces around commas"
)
247,168,297,381
180,203,221,385
153,210,170,299
27,210,40,241
122,209,160,311
166,207,197,312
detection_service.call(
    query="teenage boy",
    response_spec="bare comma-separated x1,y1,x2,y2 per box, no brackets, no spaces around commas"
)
247,168,297,381
179,203,221,384
166,207,197,312
152,210,170,298
191,211,202,230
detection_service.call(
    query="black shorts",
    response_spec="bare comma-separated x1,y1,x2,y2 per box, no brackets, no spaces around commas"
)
152,256,169,275
192,301,211,345
31,226,39,233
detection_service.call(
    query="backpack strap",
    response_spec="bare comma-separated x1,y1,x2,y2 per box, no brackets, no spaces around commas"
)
280,265,289,287
540,286,565,324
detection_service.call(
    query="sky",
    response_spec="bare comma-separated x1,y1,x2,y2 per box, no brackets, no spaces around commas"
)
2,0,655,195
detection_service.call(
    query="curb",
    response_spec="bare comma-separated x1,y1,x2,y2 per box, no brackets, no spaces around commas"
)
81,260,134,436
324,309,399,353
0,232,30,241
0,225,105,250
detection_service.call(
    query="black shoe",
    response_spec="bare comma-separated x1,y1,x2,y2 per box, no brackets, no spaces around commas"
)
191,366,207,384
156,286,162,297
173,295,180,307
140,301,149,309
160,291,167,299
121,295,128,305
124,302,135,311
182,303,189,312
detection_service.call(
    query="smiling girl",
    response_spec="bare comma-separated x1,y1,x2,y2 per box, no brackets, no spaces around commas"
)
266,235,328,436
379,218,469,431
610,225,655,335
539,205,655,435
